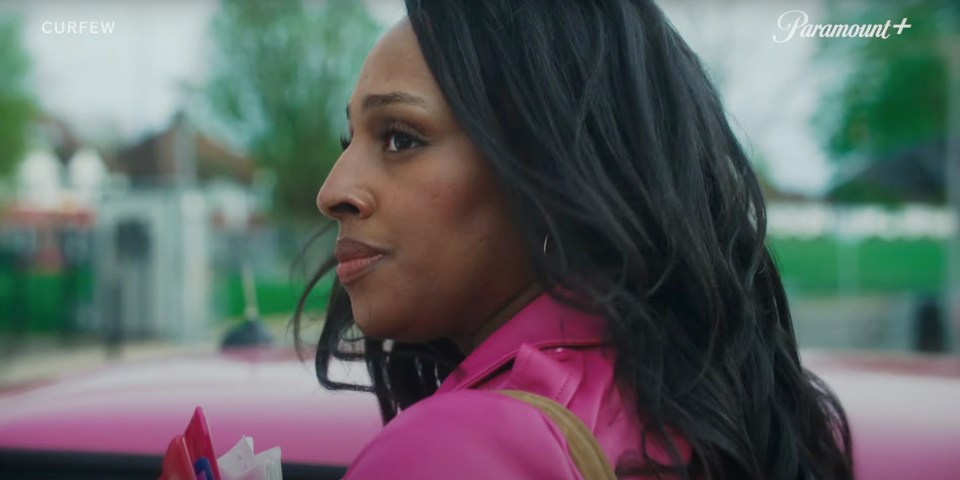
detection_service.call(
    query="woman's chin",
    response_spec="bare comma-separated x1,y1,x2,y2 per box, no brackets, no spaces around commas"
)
351,314,394,341
353,317,438,346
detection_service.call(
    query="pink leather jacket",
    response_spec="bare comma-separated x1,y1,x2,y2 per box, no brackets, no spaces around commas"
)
343,291,689,479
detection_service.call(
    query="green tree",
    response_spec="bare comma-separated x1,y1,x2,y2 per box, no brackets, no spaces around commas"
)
814,1,958,203
203,0,380,218
0,15,35,179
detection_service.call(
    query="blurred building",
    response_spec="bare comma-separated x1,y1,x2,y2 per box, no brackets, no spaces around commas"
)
93,112,267,343
2,111,270,344
1,115,104,338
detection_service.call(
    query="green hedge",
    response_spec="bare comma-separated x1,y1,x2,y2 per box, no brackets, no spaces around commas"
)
768,237,946,293
0,238,946,333
0,268,93,333
0,268,333,333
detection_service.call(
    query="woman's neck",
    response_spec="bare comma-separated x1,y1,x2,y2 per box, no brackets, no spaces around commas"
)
456,281,544,355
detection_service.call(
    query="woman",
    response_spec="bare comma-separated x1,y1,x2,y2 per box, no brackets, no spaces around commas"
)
294,0,853,478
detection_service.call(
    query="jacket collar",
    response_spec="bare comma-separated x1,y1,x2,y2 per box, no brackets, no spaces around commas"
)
437,289,607,393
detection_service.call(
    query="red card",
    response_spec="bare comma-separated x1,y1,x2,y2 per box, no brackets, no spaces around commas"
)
183,406,221,480
159,434,194,480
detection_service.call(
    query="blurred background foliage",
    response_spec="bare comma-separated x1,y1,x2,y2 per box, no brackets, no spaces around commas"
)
202,0,379,220
815,0,958,204
0,15,35,180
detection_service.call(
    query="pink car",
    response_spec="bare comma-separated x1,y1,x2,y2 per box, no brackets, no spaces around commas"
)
0,348,957,479
0,348,382,479
803,351,960,480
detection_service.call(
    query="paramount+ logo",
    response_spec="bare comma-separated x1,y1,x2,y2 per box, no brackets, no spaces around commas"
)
773,10,911,43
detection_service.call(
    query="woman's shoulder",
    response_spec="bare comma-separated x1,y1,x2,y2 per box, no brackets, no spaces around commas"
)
342,389,583,479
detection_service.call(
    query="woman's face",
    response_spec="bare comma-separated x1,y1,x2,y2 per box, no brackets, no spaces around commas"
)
317,20,536,348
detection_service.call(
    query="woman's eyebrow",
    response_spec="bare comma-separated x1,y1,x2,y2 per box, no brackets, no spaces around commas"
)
346,92,429,120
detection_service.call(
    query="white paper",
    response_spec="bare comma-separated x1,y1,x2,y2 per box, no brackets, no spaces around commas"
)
256,446,282,480
217,436,283,480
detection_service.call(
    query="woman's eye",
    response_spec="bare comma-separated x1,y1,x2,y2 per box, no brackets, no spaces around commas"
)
386,131,421,152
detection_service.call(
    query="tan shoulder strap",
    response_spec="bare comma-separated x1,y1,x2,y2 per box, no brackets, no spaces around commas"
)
499,389,617,480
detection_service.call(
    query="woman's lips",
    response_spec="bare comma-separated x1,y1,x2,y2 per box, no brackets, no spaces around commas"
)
334,237,387,285
336,254,385,284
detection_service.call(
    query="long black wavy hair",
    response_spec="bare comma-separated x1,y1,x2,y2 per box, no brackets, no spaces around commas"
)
293,1,853,478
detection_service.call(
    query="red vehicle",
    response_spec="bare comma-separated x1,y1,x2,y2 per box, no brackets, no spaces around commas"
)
0,348,957,479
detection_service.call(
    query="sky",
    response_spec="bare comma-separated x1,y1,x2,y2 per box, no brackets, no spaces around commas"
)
1,0,843,196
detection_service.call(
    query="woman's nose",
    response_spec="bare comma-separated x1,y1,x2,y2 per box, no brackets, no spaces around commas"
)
316,158,375,221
